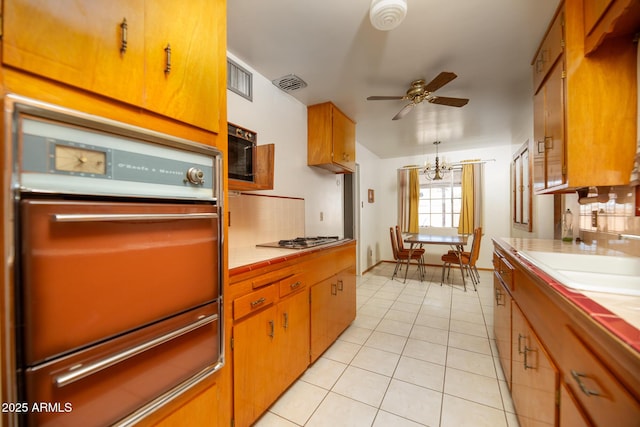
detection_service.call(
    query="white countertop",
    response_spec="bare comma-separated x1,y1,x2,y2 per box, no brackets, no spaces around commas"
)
497,238,640,333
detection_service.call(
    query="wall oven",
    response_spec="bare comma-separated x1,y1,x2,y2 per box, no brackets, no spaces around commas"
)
227,122,256,182
3,95,224,426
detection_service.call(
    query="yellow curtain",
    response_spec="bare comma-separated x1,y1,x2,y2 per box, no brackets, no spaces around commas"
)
408,168,419,233
458,163,474,235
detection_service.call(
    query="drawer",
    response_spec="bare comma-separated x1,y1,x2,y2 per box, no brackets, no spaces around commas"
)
562,327,640,427
234,285,277,321
279,273,306,298
533,9,564,92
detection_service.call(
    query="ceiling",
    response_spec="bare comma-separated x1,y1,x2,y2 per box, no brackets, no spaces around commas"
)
227,0,560,159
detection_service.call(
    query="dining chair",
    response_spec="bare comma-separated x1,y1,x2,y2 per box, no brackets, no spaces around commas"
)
447,227,483,284
395,225,425,267
390,227,424,282
440,227,482,291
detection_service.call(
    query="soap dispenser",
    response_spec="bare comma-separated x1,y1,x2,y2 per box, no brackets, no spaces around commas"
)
562,208,573,242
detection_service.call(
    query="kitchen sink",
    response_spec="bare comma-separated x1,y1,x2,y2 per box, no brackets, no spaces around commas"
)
518,250,640,296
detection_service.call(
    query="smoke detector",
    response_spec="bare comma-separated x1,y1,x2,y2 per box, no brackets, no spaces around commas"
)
272,74,308,92
369,0,408,31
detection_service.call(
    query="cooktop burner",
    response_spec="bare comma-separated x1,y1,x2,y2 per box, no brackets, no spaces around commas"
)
277,236,340,249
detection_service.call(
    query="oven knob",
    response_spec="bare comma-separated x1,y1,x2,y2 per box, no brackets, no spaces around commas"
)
186,167,205,185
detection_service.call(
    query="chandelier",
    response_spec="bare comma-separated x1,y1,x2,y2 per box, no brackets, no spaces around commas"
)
423,141,452,181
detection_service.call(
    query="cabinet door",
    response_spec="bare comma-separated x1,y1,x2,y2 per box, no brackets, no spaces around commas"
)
3,0,145,106
233,305,278,427
533,88,546,192
559,382,593,427
144,0,223,132
544,60,565,189
493,276,512,388
310,277,334,362
336,269,356,332
511,304,558,427
277,289,310,387
332,107,355,171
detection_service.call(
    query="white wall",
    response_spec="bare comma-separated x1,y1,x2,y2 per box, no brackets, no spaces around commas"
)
357,143,516,271
227,53,344,239
227,51,556,274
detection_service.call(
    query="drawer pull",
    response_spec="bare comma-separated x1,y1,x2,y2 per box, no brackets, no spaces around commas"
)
337,279,344,291
523,346,537,370
571,370,601,397
268,320,274,338
283,312,289,330
517,333,526,354
290,281,301,290
164,43,172,74
250,297,266,308
120,18,128,54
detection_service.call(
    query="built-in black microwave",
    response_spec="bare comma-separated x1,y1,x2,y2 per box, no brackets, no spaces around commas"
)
228,123,256,182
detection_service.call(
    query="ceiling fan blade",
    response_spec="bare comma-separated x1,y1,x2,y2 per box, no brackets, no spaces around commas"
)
429,96,469,107
392,103,415,120
367,95,404,101
424,72,457,93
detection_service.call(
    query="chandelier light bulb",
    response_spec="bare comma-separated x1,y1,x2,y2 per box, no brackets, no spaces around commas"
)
369,0,408,31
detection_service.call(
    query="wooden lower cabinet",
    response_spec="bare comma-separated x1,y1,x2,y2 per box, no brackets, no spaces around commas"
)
233,288,309,427
492,239,640,427
493,274,512,388
310,266,356,362
511,303,558,427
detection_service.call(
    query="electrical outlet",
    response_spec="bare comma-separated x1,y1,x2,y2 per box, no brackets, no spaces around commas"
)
591,210,597,227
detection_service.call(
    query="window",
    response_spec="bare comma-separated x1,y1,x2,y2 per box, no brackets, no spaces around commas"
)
418,169,462,227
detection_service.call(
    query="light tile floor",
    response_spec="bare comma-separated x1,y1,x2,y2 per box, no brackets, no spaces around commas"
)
254,263,520,427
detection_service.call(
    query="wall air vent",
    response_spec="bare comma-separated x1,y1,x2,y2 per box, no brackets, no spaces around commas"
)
272,74,308,92
227,58,253,101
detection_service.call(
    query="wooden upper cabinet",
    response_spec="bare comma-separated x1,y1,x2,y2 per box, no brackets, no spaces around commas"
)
3,0,145,106
308,102,356,174
143,0,222,133
3,0,223,133
532,1,637,193
583,0,640,54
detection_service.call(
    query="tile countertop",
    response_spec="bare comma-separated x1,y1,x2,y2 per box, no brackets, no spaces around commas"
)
496,238,640,353
228,239,354,274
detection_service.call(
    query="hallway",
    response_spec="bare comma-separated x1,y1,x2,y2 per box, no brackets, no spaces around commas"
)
254,262,519,426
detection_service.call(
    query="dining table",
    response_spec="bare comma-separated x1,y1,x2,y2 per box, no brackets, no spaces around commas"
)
403,233,469,285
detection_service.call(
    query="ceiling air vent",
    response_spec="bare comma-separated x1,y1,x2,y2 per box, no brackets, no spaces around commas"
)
272,74,307,92
227,58,253,101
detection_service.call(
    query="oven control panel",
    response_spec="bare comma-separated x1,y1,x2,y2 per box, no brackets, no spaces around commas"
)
17,115,221,201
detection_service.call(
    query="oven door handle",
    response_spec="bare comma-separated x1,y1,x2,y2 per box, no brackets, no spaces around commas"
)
52,212,218,222
53,313,218,388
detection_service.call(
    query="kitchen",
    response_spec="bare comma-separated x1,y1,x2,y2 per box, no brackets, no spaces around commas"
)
0,0,639,426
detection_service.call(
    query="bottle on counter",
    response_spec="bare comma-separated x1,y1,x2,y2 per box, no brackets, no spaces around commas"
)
562,208,573,242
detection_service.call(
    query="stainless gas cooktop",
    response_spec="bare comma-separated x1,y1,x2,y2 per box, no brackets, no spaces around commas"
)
256,236,340,249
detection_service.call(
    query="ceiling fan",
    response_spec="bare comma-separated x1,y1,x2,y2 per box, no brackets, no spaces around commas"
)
367,71,469,120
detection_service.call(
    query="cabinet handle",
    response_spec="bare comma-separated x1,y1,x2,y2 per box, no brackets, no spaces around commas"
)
283,312,289,330
250,297,266,308
544,136,553,150
337,279,344,291
517,333,526,354
523,346,537,370
164,43,172,74
495,288,505,306
571,370,601,397
120,18,128,54
331,283,337,296
537,140,546,154
268,320,274,338
290,281,301,290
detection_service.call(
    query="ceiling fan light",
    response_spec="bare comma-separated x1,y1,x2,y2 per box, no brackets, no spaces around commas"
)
369,0,407,31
